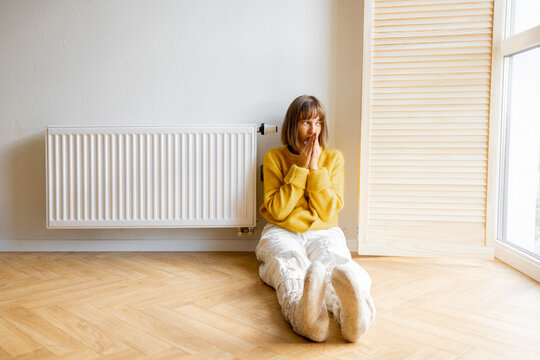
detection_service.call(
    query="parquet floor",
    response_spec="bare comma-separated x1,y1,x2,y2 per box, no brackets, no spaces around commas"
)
0,252,538,359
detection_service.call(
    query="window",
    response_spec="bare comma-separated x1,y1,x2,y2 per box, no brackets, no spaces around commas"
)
507,0,540,36
496,0,540,278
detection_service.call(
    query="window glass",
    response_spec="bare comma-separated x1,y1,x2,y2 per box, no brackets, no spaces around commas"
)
508,0,540,36
502,46,540,257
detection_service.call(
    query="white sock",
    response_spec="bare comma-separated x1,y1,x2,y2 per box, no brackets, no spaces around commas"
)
280,262,329,342
331,264,375,342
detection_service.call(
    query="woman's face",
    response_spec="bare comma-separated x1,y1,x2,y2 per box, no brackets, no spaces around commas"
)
298,116,322,145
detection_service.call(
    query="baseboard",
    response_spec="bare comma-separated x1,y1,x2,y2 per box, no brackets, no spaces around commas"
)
495,240,540,282
0,238,360,253
358,242,494,259
0,239,259,252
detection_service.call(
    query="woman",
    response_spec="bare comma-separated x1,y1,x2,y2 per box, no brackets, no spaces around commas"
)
256,95,376,342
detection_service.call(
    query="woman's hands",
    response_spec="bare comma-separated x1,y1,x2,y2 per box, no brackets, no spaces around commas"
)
309,134,321,171
298,133,321,171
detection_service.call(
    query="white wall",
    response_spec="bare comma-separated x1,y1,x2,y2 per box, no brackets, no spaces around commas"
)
0,0,363,251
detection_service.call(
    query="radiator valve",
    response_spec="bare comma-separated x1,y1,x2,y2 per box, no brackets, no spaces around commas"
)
258,123,278,135
237,227,254,236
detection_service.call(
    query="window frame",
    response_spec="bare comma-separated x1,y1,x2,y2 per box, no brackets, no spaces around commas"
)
491,0,540,281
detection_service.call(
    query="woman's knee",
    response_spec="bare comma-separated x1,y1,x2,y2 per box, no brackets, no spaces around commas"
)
256,228,305,261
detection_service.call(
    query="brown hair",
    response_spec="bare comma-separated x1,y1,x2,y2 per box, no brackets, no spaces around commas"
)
281,95,328,153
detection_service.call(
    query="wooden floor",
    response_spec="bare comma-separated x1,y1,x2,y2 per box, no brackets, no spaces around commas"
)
0,252,538,359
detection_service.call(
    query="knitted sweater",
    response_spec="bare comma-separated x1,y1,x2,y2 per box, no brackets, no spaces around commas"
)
260,145,345,233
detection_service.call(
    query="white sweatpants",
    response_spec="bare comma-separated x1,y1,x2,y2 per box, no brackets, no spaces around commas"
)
255,223,374,323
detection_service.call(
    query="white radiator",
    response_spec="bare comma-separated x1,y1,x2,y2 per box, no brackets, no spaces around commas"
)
46,125,257,229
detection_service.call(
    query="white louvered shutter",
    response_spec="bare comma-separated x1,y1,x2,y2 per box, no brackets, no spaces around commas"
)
359,0,495,257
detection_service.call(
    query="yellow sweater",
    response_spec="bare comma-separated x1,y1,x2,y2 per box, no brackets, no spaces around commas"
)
260,146,345,233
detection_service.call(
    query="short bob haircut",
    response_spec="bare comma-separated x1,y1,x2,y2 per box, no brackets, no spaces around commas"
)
281,95,328,153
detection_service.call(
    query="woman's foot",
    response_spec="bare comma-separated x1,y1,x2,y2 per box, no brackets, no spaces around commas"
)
290,262,329,342
331,264,375,342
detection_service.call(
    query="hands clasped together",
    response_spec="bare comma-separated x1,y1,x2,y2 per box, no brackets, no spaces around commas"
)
299,133,321,171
